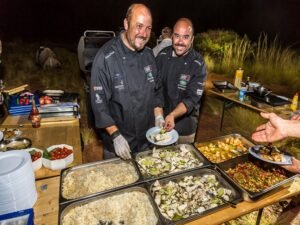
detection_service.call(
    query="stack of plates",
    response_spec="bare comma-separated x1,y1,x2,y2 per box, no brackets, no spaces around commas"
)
0,151,37,215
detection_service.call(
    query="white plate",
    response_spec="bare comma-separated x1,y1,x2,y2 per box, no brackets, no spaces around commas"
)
249,145,292,165
146,127,179,146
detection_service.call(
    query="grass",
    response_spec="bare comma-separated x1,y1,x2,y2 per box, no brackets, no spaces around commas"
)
221,36,252,75
252,34,300,88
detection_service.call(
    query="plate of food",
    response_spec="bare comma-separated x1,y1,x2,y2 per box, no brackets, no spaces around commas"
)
249,145,292,165
1,128,22,141
146,127,179,146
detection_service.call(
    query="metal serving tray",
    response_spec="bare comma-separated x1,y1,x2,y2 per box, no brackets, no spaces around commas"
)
59,158,142,205
217,154,299,201
212,81,237,93
134,144,210,181
147,166,242,225
0,137,31,152
59,185,163,225
194,133,255,164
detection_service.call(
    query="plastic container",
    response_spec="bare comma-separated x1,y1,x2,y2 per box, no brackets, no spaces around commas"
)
290,93,298,112
43,144,73,170
234,68,243,89
24,148,43,171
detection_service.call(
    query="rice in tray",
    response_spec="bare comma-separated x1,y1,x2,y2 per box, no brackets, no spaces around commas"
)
62,161,139,199
62,191,158,225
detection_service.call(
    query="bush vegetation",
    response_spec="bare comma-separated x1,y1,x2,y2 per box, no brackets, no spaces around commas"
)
195,30,300,94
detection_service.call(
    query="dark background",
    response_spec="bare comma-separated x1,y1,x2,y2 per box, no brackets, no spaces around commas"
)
1,0,300,47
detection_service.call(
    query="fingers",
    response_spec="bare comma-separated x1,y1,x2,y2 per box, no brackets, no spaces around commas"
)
291,114,300,121
255,124,266,132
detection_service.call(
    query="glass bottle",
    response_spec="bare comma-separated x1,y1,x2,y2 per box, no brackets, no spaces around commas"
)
28,96,41,128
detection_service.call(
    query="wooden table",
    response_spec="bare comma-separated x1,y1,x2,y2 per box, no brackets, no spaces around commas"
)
34,176,300,225
0,115,82,179
208,89,294,131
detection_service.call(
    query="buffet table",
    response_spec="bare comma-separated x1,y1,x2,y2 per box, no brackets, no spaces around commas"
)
34,176,300,225
0,115,82,180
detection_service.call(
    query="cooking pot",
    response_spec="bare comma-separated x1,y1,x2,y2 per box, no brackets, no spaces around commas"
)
253,85,272,97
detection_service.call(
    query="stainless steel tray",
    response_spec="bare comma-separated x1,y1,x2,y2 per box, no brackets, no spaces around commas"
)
0,137,31,152
59,158,142,205
59,185,163,225
213,81,237,93
217,154,299,201
194,133,255,164
134,144,210,181
147,166,242,225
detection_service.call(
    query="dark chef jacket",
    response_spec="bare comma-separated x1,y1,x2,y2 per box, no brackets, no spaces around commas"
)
90,33,162,153
156,46,207,136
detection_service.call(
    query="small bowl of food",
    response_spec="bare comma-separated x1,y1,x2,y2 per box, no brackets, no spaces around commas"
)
25,148,43,171
42,144,73,170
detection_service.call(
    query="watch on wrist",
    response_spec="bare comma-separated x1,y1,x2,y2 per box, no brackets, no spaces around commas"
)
110,130,121,140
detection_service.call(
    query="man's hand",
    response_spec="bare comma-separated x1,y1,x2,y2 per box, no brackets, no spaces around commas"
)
251,112,288,142
164,114,175,131
155,115,165,128
113,134,132,160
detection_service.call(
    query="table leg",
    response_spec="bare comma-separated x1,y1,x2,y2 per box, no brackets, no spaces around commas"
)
255,208,264,225
219,100,235,132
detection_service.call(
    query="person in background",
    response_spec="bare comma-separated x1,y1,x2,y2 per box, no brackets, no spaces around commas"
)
155,18,207,143
90,3,163,160
153,27,172,57
252,112,300,173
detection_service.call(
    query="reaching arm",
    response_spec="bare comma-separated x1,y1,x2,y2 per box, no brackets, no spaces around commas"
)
252,112,300,142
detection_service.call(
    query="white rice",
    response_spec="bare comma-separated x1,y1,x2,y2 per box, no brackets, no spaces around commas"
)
62,161,139,199
62,191,158,225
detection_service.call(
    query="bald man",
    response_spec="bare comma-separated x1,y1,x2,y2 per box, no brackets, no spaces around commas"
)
156,18,207,143
90,4,163,159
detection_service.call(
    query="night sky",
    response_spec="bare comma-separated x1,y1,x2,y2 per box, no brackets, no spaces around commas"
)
1,0,300,47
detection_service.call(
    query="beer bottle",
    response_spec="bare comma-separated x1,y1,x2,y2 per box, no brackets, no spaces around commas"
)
28,96,41,128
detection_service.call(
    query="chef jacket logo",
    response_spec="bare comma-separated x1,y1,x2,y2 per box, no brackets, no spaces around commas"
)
197,89,203,96
95,93,102,104
93,86,103,91
113,73,125,90
144,65,154,83
178,74,190,90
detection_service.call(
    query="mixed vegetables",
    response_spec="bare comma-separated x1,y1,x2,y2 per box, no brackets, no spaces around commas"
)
226,162,287,192
137,145,203,177
195,137,248,163
151,174,233,221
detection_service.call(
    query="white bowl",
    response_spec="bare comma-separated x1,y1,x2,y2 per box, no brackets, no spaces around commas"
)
42,144,73,170
24,148,43,171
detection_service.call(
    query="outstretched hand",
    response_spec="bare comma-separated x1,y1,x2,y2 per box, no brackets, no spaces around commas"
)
251,112,288,142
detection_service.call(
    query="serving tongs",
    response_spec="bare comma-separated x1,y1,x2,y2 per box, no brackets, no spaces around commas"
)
206,191,237,208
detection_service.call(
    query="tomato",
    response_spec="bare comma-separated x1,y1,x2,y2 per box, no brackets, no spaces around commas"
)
30,151,42,162
50,147,73,160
